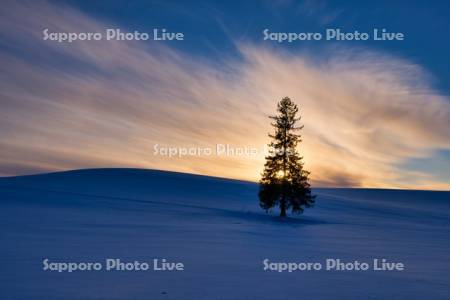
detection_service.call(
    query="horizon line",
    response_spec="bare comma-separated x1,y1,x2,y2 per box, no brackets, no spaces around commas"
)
1,167,449,193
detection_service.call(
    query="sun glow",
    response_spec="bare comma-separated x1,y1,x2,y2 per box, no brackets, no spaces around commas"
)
276,170,286,179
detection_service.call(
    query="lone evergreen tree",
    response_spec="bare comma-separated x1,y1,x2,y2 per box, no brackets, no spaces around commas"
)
259,97,315,217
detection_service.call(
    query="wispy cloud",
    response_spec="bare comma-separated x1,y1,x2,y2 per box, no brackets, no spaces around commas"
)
295,0,344,25
1,1,449,189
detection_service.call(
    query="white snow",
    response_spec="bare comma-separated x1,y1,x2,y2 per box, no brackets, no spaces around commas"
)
0,168,449,299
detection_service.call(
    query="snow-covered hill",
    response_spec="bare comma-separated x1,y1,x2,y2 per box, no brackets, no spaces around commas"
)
1,169,449,299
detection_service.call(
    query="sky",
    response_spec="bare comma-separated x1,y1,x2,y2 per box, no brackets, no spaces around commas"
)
0,0,450,189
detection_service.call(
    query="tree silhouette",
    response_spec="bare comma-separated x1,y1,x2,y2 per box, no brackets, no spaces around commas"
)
259,97,315,217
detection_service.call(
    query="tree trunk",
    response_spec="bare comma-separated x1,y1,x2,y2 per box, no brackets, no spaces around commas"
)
280,196,287,217
280,123,287,218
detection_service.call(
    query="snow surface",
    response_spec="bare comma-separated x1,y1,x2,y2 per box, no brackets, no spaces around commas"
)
0,168,449,299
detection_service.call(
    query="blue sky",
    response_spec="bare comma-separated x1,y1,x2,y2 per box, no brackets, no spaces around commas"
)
64,0,450,92
0,0,449,189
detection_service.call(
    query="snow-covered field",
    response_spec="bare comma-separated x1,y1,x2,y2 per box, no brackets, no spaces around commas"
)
1,169,449,299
